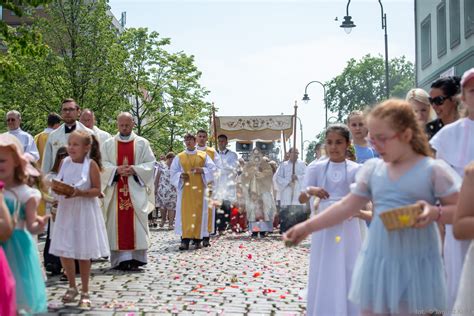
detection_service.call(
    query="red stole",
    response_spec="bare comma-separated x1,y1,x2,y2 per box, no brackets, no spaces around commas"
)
116,140,135,250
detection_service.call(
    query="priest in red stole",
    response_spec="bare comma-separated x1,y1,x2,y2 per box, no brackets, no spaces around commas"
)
170,133,216,250
101,113,156,270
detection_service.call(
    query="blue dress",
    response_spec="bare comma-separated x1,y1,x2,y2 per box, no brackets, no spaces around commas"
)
354,144,379,164
1,185,47,314
348,157,460,314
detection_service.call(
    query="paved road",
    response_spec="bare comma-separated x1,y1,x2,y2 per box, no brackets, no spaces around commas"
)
43,228,310,315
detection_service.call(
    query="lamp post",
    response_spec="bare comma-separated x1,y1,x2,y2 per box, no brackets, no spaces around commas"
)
340,0,390,99
302,80,327,128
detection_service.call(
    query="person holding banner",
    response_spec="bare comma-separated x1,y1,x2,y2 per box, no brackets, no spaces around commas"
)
274,148,306,233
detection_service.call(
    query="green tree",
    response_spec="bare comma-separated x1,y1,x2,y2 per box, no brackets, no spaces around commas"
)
0,1,52,80
120,28,211,154
325,54,415,121
0,0,129,134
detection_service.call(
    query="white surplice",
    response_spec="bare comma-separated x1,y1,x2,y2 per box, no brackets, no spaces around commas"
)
430,117,474,313
274,159,306,205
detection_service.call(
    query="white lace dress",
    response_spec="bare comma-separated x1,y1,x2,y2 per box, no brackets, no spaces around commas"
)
49,157,110,259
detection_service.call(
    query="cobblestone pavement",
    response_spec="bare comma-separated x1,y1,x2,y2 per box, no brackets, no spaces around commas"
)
43,228,310,315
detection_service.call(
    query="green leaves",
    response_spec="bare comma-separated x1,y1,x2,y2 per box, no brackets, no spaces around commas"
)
325,54,415,121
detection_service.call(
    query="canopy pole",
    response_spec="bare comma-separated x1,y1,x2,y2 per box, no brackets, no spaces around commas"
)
212,103,218,150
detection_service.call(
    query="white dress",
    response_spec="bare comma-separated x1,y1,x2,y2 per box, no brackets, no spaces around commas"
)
304,159,365,316
454,241,474,315
49,157,110,260
430,118,474,313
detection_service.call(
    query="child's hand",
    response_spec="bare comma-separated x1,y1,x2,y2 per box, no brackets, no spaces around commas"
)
282,221,311,246
414,201,437,228
306,187,330,199
66,188,79,199
36,215,50,231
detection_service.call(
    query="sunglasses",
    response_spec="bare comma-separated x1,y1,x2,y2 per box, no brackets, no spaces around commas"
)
428,95,449,106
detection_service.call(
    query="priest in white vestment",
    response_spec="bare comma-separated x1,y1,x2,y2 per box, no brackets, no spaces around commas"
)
102,113,156,270
274,148,306,205
213,134,239,232
79,109,112,146
196,129,220,246
170,133,216,250
274,148,306,233
41,99,93,173
5,110,40,161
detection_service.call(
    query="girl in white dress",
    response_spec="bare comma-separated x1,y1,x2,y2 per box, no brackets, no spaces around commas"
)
429,68,474,313
453,68,474,315
49,130,110,308
453,161,474,315
298,124,369,316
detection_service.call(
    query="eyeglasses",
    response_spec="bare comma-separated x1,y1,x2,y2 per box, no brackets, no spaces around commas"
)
61,108,77,113
428,95,449,106
6,118,17,122
368,133,399,148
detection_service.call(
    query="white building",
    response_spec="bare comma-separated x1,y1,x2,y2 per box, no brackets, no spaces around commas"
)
415,0,474,90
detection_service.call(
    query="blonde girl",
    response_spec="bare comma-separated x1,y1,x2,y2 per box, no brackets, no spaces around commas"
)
347,111,378,163
49,130,109,308
285,99,460,315
0,134,48,314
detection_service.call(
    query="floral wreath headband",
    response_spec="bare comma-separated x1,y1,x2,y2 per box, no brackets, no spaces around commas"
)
0,133,40,178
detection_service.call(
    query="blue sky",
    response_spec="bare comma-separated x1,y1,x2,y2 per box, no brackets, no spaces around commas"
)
109,0,415,154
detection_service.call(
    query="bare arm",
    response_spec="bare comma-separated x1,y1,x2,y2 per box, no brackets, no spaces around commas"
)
284,193,369,245
74,160,102,198
454,163,474,239
25,196,48,235
0,192,14,241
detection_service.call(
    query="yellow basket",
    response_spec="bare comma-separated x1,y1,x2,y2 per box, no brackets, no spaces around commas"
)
379,203,423,231
51,179,75,196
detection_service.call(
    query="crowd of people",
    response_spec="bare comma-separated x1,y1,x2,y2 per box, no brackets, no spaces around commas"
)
0,67,473,315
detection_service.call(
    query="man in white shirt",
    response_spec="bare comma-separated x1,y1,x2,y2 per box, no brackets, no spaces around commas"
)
274,147,306,233
214,134,239,232
5,110,40,161
79,108,112,146
41,99,93,173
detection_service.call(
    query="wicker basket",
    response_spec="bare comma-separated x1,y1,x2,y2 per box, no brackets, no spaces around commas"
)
51,179,75,196
379,203,423,231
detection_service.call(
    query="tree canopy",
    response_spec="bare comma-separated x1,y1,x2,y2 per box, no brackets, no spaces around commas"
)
325,54,415,121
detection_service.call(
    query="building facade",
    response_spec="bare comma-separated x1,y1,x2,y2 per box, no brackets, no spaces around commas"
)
415,0,474,90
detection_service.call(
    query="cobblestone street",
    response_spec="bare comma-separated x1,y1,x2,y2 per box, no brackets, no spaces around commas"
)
43,228,310,315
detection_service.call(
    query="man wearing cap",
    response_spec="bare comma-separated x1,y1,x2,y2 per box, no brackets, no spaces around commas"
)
4,110,40,161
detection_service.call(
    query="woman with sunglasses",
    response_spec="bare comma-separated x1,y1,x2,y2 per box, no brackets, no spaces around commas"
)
429,68,474,315
426,76,461,139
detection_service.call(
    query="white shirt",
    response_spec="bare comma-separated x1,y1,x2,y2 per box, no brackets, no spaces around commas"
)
214,148,239,201
274,159,306,205
6,128,40,161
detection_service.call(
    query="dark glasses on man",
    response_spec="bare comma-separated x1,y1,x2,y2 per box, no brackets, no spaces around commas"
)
428,95,449,106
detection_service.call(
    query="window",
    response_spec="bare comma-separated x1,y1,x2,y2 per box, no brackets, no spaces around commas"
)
465,0,474,38
449,0,460,48
421,14,432,69
437,1,447,57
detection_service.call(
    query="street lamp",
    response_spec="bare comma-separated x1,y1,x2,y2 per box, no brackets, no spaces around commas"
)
302,80,327,128
340,0,390,99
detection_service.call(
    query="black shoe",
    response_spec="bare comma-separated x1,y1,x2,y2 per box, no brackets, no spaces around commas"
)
202,237,210,247
251,232,258,238
259,232,267,238
194,241,202,249
179,239,190,250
